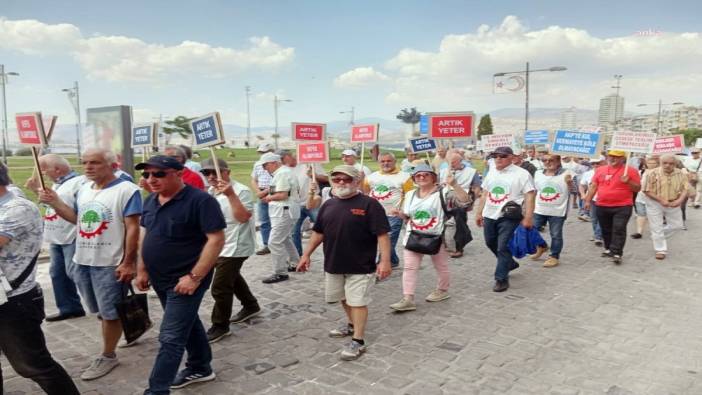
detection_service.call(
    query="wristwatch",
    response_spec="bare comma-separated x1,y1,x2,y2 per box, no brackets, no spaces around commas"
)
188,272,203,282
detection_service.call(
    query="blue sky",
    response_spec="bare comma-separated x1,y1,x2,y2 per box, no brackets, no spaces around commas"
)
2,0,701,132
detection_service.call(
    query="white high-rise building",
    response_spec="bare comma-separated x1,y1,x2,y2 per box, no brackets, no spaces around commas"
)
598,94,625,131
560,107,577,129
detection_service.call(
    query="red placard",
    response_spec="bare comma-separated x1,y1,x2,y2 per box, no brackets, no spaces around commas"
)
351,124,379,142
297,142,329,163
292,122,326,141
15,112,47,146
653,134,685,154
429,112,474,139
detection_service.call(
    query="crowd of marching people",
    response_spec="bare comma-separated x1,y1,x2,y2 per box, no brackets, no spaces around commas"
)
0,141,699,394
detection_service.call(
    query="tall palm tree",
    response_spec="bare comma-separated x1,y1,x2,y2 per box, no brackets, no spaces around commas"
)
162,116,194,143
396,107,422,137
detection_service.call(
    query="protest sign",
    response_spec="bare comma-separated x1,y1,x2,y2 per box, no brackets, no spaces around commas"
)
551,130,601,158
292,123,326,141
190,112,226,177
609,131,656,154
351,124,378,143
419,115,428,135
131,123,157,148
653,134,685,154
524,130,550,145
15,112,47,189
409,137,437,153
481,133,515,153
297,142,329,163
428,112,474,139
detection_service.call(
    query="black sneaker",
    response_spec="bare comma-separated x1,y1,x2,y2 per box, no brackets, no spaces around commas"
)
230,307,262,323
630,233,642,239
262,274,289,284
601,250,613,257
287,264,298,272
493,280,509,292
594,240,603,247
612,255,622,265
255,246,271,255
206,326,231,344
170,369,216,389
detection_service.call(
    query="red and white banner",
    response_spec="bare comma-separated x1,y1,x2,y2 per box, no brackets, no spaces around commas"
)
350,124,379,143
653,134,685,154
15,112,47,146
610,131,657,154
297,142,329,163
481,133,515,152
292,123,326,141
428,112,474,139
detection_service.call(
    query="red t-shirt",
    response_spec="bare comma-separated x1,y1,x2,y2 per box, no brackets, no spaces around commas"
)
592,165,640,207
182,167,205,190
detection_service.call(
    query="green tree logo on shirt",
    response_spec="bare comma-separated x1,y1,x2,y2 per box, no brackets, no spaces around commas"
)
539,184,562,203
78,202,113,239
488,185,509,204
370,184,393,201
409,209,438,231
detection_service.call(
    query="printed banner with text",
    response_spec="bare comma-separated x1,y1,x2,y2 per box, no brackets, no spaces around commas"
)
297,142,329,163
653,134,685,154
480,133,515,153
551,130,601,158
609,131,657,154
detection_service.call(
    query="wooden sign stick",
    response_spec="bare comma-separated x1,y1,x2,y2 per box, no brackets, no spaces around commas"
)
209,146,221,179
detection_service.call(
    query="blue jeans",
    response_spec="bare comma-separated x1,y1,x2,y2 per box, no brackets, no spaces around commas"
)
146,274,213,395
258,201,271,246
483,217,520,281
48,243,84,315
379,216,403,267
533,214,566,259
590,204,602,240
293,206,318,256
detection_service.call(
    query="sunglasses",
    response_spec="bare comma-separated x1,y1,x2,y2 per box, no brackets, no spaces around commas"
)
201,169,220,177
542,159,557,163
331,176,353,184
141,170,171,179
493,154,510,159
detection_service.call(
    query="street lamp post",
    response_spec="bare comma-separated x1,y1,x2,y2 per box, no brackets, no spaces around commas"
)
340,106,355,125
62,81,82,161
273,95,292,149
1,65,19,165
612,75,623,131
245,86,251,147
637,101,684,134
494,63,567,132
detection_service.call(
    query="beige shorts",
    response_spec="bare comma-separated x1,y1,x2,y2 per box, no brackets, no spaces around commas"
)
324,273,375,307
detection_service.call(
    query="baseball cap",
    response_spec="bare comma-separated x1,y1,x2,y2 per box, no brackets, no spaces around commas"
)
607,150,626,157
330,165,360,179
341,149,358,157
135,155,184,171
592,155,606,162
259,152,281,164
201,158,229,170
256,143,275,153
691,148,701,153
488,146,514,158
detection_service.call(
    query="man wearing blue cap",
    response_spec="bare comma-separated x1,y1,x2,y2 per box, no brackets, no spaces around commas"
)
134,155,226,393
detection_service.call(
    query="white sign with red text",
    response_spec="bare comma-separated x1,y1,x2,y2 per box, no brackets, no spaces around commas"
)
610,131,657,154
350,124,379,142
480,133,515,152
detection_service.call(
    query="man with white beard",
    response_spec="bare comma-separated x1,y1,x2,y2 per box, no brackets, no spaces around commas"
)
297,165,391,361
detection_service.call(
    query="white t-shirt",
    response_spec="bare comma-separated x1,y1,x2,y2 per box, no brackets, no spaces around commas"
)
401,187,450,246
684,157,701,174
352,163,372,177
366,169,412,215
43,174,87,245
481,164,535,220
526,157,543,171
74,179,141,267
635,171,649,204
579,169,597,202
439,166,479,191
288,163,327,204
210,183,256,258
534,170,570,217
268,166,300,219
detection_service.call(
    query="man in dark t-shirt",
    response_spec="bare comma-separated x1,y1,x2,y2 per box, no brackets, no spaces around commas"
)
297,165,391,362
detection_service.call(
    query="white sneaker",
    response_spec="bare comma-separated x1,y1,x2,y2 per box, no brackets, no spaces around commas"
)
81,355,119,380
389,297,416,311
425,290,450,302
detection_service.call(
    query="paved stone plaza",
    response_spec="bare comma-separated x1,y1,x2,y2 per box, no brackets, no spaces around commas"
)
3,209,702,395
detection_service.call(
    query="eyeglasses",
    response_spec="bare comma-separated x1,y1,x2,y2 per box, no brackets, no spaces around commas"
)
542,159,557,163
414,173,432,178
493,154,510,159
201,169,220,177
141,170,170,179
331,176,353,184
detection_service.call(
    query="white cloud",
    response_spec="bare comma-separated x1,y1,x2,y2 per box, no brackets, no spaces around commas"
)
334,67,390,89
375,15,702,112
0,18,295,82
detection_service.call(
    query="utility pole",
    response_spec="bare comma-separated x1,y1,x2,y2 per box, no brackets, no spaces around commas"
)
1,65,20,165
525,61,530,132
245,86,251,147
612,75,623,131
62,81,82,161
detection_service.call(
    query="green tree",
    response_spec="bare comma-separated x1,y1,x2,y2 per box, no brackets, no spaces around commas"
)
163,116,194,139
81,210,100,229
681,128,702,146
396,107,422,137
414,211,431,220
542,186,557,194
477,114,493,137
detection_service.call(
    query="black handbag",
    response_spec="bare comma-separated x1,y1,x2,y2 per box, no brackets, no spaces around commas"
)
501,201,523,220
115,284,152,344
405,231,443,255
